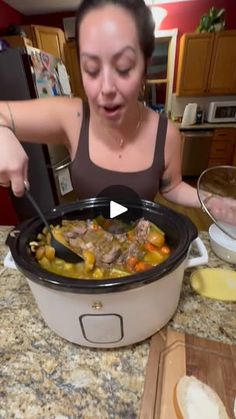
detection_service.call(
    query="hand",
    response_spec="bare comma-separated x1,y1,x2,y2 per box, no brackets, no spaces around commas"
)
203,194,236,226
0,127,28,197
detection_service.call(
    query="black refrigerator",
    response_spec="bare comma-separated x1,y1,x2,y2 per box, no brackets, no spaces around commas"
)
0,46,77,221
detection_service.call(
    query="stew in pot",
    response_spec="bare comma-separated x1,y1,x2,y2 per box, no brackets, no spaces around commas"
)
29,217,171,279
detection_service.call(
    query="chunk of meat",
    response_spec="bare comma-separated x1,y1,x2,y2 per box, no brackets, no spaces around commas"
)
99,242,121,264
134,218,150,244
117,243,145,265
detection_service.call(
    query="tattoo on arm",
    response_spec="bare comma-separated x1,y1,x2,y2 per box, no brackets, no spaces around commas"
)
160,177,172,191
77,112,80,117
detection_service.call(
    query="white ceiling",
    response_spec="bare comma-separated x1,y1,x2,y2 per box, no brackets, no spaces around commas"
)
3,0,194,16
3,0,82,15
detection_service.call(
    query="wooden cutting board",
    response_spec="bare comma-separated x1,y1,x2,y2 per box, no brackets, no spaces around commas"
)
140,328,236,419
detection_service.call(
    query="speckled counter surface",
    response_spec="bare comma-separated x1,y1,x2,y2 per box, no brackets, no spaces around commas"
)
0,227,235,418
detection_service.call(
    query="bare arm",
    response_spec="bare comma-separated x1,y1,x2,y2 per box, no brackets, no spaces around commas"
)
0,97,82,148
0,97,82,196
161,128,236,223
160,121,201,208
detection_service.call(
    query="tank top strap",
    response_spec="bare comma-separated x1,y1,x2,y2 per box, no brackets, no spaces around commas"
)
78,101,90,156
152,112,168,173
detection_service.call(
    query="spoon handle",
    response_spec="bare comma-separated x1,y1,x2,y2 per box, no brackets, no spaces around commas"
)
24,183,51,231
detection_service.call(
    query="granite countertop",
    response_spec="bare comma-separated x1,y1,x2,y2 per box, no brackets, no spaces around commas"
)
0,226,235,418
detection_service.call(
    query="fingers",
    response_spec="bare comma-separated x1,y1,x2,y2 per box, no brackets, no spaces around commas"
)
0,129,29,197
209,197,236,226
0,180,10,187
10,161,29,197
10,176,25,197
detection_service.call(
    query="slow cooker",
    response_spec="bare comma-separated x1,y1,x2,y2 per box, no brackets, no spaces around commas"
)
7,198,208,348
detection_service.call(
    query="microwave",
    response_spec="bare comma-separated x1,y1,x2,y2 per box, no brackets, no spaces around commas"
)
207,101,236,123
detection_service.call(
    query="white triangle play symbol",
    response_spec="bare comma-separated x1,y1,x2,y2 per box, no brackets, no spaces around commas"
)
110,200,128,219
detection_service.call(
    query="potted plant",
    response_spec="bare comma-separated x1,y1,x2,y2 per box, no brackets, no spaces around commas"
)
196,7,225,33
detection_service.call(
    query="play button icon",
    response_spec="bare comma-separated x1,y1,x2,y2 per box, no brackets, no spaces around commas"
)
110,200,128,219
93,185,143,233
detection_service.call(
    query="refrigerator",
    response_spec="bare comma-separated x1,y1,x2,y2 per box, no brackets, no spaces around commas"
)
0,46,77,221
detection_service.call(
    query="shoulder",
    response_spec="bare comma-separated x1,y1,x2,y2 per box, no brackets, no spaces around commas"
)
165,118,182,151
52,97,84,155
166,117,181,138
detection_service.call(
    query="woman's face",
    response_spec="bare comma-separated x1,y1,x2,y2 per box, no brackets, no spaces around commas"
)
79,5,145,126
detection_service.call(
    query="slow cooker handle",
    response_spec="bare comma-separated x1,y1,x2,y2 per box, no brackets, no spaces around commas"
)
5,217,34,248
185,237,208,268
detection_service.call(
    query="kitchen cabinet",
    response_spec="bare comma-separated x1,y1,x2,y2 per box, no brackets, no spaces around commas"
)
20,25,84,97
176,31,236,96
208,128,236,167
2,35,32,48
233,143,236,166
181,130,213,176
20,25,66,62
64,40,85,99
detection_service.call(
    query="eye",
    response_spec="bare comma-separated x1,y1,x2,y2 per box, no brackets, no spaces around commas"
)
117,68,131,76
84,69,100,78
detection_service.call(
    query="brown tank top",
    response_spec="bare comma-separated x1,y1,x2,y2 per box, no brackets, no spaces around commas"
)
70,102,167,200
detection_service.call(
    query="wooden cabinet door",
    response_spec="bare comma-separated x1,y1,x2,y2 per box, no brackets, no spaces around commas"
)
208,128,236,167
2,35,32,48
20,25,37,46
64,41,85,99
208,31,236,94
233,145,236,166
176,33,213,96
32,25,66,62
230,128,236,165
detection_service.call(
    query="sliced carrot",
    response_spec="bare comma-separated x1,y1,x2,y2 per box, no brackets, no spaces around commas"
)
126,255,138,271
161,245,171,255
144,242,157,252
134,261,152,272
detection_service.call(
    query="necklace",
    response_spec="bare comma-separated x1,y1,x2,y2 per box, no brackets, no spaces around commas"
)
103,103,143,159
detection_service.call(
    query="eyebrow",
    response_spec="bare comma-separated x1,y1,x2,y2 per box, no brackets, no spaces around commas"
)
80,46,136,61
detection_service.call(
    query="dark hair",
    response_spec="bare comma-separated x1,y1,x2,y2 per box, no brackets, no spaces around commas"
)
75,0,155,67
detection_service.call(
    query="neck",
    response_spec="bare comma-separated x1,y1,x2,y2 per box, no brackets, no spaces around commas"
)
102,102,143,149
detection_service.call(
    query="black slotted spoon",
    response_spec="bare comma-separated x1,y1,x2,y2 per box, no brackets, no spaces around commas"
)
24,182,83,263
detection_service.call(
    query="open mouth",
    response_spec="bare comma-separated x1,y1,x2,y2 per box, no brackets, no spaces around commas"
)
102,105,122,115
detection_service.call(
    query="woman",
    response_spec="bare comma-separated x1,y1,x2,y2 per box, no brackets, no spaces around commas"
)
0,0,221,210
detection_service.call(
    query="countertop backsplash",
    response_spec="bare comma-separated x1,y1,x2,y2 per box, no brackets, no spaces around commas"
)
171,93,236,121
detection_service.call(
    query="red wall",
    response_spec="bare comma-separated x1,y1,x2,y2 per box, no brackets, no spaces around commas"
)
1,0,235,34
0,189,19,225
23,11,74,29
0,0,22,30
158,0,235,34
23,0,236,33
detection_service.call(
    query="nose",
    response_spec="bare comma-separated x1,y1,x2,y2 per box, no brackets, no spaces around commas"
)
101,69,116,96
